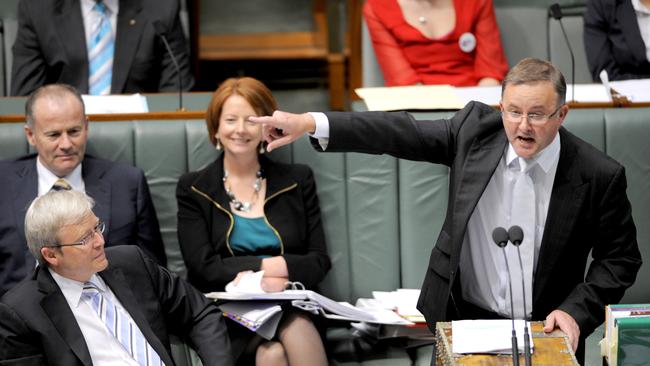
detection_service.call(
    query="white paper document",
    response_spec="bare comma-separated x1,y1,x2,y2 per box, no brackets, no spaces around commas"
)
368,289,424,322
452,319,534,354
355,85,464,111
82,94,149,114
205,271,386,323
218,301,283,340
610,78,650,102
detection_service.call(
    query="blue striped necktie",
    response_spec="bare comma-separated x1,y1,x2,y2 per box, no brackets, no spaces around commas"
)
88,0,114,95
82,281,164,366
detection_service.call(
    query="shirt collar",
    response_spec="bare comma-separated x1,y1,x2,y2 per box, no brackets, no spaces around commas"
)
36,157,84,192
632,0,650,14
505,132,561,174
49,269,104,308
82,0,118,16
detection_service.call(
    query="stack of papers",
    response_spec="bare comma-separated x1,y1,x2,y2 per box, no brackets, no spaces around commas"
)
81,94,149,114
206,271,403,327
366,289,425,323
451,319,533,354
219,301,282,340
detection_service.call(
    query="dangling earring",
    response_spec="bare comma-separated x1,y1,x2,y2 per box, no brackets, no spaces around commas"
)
215,137,222,151
258,142,265,154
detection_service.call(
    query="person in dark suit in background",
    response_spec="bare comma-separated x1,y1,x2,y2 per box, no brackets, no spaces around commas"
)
249,58,642,363
0,190,234,366
11,0,194,96
584,0,650,81
0,83,166,296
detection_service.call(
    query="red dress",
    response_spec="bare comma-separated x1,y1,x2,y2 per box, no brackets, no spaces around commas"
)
364,0,509,86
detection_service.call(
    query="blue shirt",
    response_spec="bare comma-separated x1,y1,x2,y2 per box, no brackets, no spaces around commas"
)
230,215,281,257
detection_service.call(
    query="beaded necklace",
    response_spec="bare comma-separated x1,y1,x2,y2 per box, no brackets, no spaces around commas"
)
223,169,264,212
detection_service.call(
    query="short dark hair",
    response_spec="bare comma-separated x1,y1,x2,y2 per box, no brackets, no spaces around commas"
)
502,58,567,106
25,84,85,127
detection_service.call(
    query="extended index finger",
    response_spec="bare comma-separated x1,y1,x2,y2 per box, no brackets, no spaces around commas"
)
248,115,280,127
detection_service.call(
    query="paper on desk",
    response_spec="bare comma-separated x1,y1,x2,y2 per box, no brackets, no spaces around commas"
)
355,85,464,111
82,94,149,114
610,79,650,102
454,85,502,106
370,289,424,321
452,319,533,354
567,84,611,103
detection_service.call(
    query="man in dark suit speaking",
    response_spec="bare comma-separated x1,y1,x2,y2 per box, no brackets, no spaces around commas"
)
10,0,194,96
0,190,234,365
0,83,166,296
249,58,642,362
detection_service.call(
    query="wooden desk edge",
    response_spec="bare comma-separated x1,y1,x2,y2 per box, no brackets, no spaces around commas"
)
435,321,580,366
0,111,207,123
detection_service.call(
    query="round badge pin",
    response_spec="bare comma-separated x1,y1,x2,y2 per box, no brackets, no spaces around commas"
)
459,32,476,53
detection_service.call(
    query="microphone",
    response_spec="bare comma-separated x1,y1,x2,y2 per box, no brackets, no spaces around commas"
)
492,227,520,366
549,3,575,103
152,21,185,111
508,225,532,366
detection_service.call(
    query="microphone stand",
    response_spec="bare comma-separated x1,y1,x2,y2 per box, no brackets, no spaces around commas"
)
515,247,532,366
509,225,532,366
154,21,185,111
500,248,520,366
557,20,575,103
550,3,575,103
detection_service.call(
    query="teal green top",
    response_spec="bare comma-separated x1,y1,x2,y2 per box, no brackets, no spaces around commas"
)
230,215,281,257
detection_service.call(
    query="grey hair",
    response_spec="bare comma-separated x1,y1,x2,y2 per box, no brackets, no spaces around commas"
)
501,58,567,106
24,84,86,127
25,190,95,266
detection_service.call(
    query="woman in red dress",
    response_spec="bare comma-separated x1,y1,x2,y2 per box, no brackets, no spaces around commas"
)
364,0,509,86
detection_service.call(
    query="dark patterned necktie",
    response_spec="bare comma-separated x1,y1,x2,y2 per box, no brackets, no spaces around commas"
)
51,178,72,191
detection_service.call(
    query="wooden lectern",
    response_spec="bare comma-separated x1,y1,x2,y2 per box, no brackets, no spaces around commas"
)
435,321,579,366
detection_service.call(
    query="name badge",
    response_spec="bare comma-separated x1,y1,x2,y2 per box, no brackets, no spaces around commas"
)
459,32,476,53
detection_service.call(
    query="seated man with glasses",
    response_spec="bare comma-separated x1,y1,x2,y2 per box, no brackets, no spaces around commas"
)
0,190,234,366
247,57,642,364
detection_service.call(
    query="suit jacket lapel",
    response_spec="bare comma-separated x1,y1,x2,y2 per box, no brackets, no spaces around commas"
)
112,0,145,92
618,0,648,65
54,0,89,93
100,267,174,366
38,268,93,366
82,159,112,233
452,130,507,260
11,158,38,257
533,129,588,304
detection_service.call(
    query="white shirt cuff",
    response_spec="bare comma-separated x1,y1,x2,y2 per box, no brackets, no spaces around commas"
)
308,112,330,150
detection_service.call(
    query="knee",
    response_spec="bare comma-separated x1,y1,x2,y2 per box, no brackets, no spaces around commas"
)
256,341,287,364
280,311,313,333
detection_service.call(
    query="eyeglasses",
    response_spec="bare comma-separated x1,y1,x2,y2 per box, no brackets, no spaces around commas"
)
502,105,564,125
46,221,105,248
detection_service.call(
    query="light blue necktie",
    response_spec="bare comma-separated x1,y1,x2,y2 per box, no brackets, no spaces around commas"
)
88,1,114,95
82,281,164,366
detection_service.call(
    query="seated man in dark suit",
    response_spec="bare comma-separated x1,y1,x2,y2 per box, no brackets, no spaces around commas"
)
0,83,166,296
584,0,650,81
0,190,234,365
11,0,194,96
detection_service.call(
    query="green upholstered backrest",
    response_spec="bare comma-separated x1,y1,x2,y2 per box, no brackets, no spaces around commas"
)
1,107,648,305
